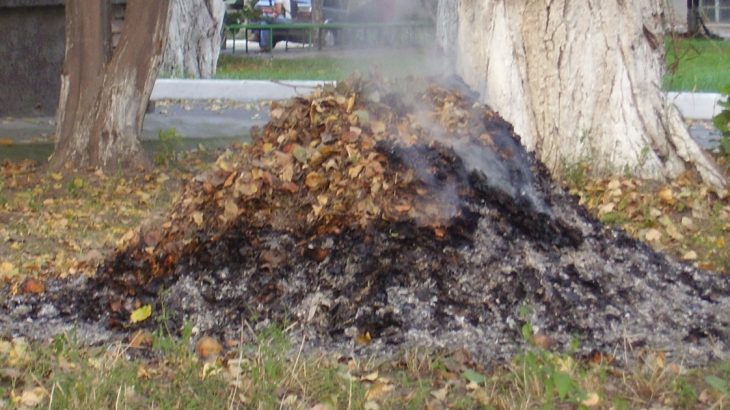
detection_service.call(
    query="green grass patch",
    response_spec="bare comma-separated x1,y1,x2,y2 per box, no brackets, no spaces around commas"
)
664,38,730,92
4,330,730,409
216,49,444,81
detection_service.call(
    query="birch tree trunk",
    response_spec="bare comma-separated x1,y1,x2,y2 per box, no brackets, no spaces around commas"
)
50,0,171,172
161,0,226,79
447,0,726,188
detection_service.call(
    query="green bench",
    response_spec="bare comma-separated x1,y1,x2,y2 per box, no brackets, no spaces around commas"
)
224,21,433,53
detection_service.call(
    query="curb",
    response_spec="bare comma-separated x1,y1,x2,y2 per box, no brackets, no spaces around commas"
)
151,79,332,102
666,92,722,120
151,80,723,121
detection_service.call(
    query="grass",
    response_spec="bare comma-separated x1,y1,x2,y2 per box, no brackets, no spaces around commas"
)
215,49,445,81
217,39,730,92
3,323,730,409
1,147,730,408
664,37,730,92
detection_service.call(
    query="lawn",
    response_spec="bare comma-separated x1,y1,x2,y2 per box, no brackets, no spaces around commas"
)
664,37,730,92
217,40,730,93
1,144,729,407
215,49,447,81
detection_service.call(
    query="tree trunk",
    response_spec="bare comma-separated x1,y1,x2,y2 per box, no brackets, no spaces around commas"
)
161,0,226,79
50,0,171,172
687,0,701,34
446,0,726,188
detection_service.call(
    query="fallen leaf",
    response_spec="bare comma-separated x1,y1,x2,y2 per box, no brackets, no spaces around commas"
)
355,331,372,346
658,187,675,205
196,336,222,361
360,371,379,382
430,386,448,401
0,261,18,278
128,330,154,348
582,392,600,407
17,387,47,407
137,364,151,379
305,172,326,190
130,304,152,323
192,211,204,227
532,333,554,349
365,381,394,401
645,228,661,242
21,278,45,294
363,401,380,410
682,250,698,261
370,121,386,135
221,200,240,223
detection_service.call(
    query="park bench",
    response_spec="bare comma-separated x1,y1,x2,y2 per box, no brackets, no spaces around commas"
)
224,20,433,53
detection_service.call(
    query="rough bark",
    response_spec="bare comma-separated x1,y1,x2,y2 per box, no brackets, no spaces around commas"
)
161,0,226,79
51,0,171,172
446,0,726,188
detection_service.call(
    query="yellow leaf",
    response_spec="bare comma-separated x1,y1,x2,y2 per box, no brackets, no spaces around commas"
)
684,246,700,261
0,261,18,277
192,211,204,227
305,172,325,190
130,304,152,323
50,172,63,181
658,187,675,205
348,165,364,179
360,371,379,382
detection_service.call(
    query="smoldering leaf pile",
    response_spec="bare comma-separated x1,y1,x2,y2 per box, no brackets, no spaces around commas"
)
3,76,730,365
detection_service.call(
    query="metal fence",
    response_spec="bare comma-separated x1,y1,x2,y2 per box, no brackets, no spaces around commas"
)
700,0,730,23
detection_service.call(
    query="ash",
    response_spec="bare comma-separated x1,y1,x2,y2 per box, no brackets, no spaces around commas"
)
2,77,729,366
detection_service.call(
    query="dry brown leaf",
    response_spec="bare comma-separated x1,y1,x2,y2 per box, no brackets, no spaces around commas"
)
17,387,47,407
21,277,45,294
221,200,240,223
196,336,222,361
365,381,394,401
645,229,662,242
128,330,154,348
192,211,204,227
305,172,326,190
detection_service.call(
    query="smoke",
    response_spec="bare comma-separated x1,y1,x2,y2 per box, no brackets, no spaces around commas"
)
405,79,551,216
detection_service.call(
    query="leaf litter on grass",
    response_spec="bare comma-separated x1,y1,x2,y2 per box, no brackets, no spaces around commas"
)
2,76,730,408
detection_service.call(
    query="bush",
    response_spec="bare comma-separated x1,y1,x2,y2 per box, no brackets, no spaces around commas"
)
713,85,730,156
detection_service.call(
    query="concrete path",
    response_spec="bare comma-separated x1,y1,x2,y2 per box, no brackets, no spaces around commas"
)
0,80,724,152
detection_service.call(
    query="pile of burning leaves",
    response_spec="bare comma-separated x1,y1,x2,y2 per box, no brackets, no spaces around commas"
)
5,76,730,364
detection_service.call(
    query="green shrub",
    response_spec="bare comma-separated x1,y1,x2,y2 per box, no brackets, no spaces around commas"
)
713,85,730,156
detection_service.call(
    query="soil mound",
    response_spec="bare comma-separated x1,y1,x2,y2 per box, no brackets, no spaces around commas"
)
3,77,730,364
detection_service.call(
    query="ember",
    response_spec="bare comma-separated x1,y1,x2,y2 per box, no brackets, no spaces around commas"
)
3,76,730,365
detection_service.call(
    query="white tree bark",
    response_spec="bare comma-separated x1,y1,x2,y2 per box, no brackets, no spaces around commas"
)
161,0,226,79
445,0,725,188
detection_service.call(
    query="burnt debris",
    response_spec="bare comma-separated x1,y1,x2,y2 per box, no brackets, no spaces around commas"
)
2,76,730,365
